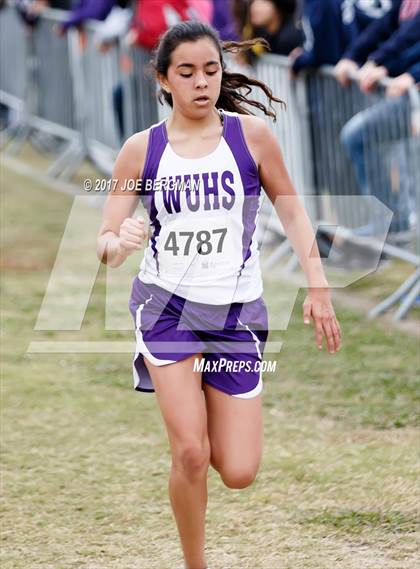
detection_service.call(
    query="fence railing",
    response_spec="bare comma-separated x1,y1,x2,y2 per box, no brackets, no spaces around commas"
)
0,4,418,319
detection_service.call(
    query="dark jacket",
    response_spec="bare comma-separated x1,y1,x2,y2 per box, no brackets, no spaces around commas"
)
254,16,304,56
387,40,420,82
293,0,396,72
343,0,420,81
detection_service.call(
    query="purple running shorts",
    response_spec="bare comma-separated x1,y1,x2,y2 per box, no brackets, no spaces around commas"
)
128,276,269,398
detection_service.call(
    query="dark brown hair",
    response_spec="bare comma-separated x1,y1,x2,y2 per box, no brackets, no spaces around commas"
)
151,20,285,122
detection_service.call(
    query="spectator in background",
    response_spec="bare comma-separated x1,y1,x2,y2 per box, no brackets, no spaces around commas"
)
236,0,303,64
286,1,397,238
385,38,420,102
336,0,420,237
121,1,199,140
126,0,192,50
290,0,396,75
210,0,252,74
334,0,419,90
212,0,239,41
246,0,303,56
94,0,132,51
55,0,116,34
232,0,251,37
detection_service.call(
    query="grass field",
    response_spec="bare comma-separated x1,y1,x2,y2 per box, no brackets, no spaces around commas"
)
1,151,419,569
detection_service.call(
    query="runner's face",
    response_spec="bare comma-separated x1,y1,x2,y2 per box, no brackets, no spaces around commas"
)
162,37,222,116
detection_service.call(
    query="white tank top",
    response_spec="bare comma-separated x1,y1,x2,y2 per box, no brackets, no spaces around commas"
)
137,110,264,305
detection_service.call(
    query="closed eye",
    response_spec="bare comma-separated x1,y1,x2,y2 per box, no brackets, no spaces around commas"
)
180,71,218,78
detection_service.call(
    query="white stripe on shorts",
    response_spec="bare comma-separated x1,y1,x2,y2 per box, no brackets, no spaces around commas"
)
133,293,176,390
232,318,263,399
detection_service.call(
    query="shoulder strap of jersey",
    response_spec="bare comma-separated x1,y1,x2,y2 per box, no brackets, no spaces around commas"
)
222,110,260,191
141,120,167,185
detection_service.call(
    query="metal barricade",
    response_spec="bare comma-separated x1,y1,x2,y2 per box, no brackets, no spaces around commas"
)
46,17,126,178
306,67,419,319
307,68,419,240
252,56,419,320
33,11,75,131
251,54,316,271
74,23,121,150
122,46,159,138
0,6,26,107
0,5,77,153
254,54,314,202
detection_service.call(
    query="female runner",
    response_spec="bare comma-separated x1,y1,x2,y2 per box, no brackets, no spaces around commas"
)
96,20,341,569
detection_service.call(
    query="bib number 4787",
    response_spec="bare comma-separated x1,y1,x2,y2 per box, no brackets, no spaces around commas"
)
164,228,227,256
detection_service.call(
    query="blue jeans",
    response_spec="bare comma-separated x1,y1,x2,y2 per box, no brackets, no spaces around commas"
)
340,95,413,234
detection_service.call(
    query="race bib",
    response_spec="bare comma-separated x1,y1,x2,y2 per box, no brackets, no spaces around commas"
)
157,213,238,279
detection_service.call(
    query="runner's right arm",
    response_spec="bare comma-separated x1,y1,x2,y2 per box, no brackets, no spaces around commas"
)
96,130,149,268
